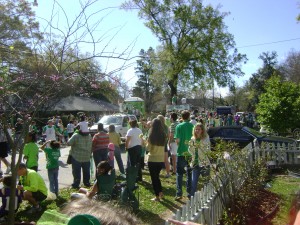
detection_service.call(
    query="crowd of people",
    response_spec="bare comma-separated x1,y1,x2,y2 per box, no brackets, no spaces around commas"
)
0,109,275,224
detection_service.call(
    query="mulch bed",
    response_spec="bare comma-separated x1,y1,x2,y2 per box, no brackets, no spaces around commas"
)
219,188,280,225
245,188,280,225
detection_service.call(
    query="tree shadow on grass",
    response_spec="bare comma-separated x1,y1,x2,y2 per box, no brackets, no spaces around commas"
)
136,208,166,225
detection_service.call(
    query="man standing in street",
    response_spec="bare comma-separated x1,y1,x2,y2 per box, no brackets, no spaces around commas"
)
67,131,92,189
174,110,194,200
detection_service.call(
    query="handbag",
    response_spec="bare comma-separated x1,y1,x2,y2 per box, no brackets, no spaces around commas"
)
67,154,73,164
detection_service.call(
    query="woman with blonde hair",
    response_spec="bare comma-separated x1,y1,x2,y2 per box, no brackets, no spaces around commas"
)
188,123,211,197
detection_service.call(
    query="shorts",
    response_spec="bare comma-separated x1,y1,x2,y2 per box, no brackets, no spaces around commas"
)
32,191,47,202
0,142,8,158
169,142,178,155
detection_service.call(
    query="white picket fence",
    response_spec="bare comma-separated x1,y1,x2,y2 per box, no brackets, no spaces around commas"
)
165,141,300,225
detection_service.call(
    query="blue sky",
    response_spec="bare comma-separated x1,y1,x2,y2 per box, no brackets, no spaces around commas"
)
33,0,300,93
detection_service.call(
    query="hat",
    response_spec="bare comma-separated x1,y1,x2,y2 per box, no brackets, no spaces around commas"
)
68,214,101,225
108,143,115,151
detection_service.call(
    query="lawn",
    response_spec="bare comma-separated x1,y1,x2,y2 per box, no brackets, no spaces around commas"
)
269,171,300,224
13,168,186,225
11,166,300,225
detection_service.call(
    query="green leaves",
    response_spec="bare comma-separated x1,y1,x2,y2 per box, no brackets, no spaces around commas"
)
124,0,247,96
256,75,300,133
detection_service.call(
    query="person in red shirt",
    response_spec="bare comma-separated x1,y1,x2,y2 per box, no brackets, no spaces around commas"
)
92,123,109,168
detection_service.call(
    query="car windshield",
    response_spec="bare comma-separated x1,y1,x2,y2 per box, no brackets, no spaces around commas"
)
98,116,122,125
243,126,264,138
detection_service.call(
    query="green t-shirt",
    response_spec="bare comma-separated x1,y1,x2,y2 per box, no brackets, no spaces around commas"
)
174,121,194,156
23,142,39,168
44,148,61,169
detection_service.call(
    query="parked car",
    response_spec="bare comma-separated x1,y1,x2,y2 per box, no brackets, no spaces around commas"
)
207,126,297,149
89,114,137,138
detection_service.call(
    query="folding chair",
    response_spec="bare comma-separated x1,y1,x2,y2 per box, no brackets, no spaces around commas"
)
120,166,139,211
96,169,116,201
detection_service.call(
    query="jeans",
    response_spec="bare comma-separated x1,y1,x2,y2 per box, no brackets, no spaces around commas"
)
48,167,59,195
148,162,164,196
114,146,125,174
191,165,210,196
71,158,91,188
93,149,108,167
176,156,192,198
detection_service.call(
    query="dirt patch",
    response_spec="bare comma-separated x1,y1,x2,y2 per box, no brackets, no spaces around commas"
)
245,188,280,225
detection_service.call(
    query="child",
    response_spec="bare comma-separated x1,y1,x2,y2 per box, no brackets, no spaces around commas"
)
23,131,39,172
77,114,89,133
41,140,61,196
73,161,112,199
0,175,23,219
108,125,125,178
107,143,115,168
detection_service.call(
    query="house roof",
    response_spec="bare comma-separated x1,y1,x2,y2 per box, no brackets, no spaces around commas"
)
124,97,144,102
53,96,119,112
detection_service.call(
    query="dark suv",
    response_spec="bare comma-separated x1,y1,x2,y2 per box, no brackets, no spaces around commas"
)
208,126,297,148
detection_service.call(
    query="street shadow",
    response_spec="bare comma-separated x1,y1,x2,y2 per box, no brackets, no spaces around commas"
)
59,160,69,168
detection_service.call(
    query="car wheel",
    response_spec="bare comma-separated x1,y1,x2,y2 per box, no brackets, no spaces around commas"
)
293,128,300,140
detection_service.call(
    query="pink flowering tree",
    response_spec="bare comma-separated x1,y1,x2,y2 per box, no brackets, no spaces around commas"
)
0,1,135,224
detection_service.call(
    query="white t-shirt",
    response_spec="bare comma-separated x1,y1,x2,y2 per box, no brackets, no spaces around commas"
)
44,126,56,141
126,127,142,148
78,121,89,133
67,123,75,133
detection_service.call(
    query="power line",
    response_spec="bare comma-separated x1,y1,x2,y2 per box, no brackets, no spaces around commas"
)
237,37,300,49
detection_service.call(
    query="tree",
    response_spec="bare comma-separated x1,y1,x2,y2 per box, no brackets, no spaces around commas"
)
256,75,300,133
247,51,282,111
225,84,251,112
0,1,136,224
122,0,247,99
279,50,300,84
132,47,163,113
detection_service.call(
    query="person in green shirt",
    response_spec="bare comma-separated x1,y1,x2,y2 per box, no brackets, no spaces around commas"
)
41,140,61,196
17,163,48,213
23,131,39,171
174,110,194,200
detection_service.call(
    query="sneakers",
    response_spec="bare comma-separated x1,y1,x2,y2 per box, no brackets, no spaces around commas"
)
27,205,42,213
4,167,11,174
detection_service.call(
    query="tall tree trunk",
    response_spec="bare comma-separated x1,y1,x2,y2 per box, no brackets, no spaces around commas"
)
168,74,178,103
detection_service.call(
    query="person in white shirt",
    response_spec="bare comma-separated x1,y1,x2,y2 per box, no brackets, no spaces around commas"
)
78,115,89,133
67,121,75,138
125,120,143,180
190,115,197,126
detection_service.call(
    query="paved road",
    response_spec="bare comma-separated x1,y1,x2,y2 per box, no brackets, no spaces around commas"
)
6,146,128,190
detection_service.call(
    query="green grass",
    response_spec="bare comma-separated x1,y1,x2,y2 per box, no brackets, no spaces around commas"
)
14,167,298,225
13,169,186,225
269,174,300,225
